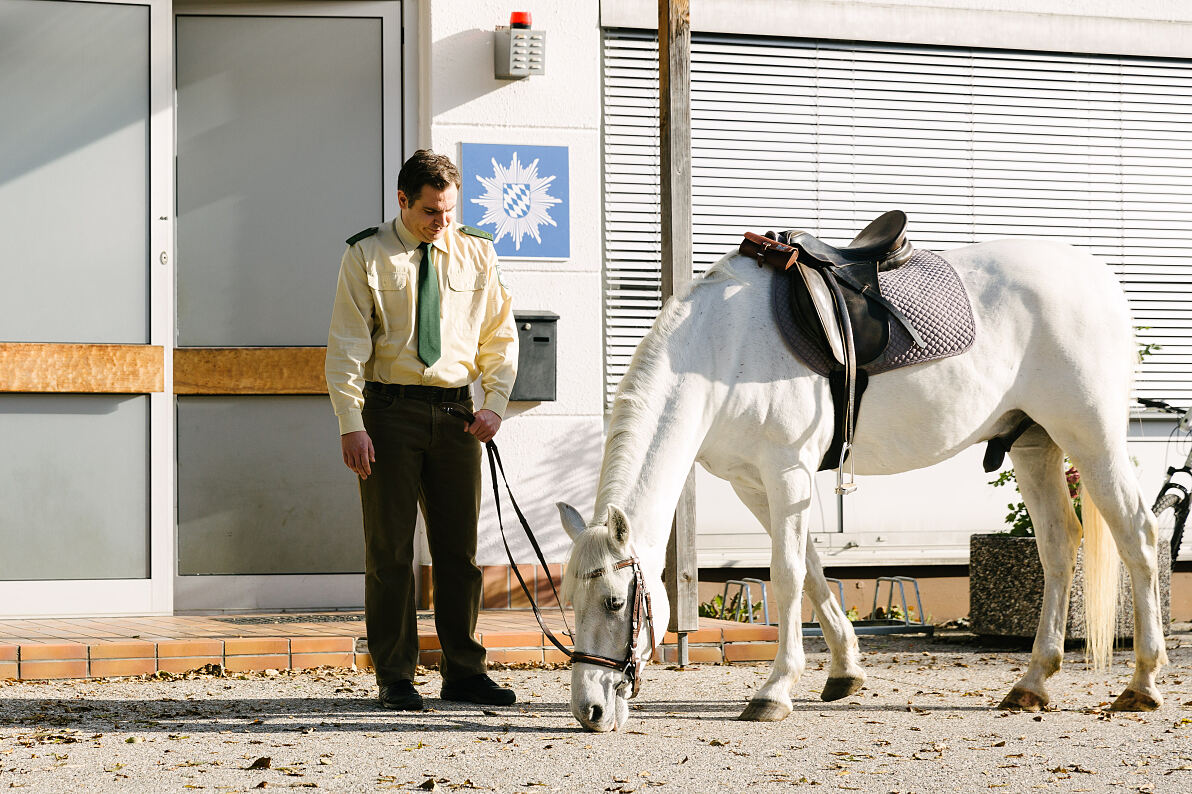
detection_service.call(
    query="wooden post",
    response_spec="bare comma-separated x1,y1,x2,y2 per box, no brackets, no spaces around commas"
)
658,0,699,655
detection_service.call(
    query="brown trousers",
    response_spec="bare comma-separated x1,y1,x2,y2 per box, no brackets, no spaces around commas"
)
359,388,486,685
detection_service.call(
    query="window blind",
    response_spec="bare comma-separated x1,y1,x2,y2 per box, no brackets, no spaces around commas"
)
603,30,1192,406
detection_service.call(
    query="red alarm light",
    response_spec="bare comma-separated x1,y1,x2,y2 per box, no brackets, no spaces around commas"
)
509,11,532,28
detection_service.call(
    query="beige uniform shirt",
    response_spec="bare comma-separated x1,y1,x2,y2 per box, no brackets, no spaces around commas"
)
325,217,518,435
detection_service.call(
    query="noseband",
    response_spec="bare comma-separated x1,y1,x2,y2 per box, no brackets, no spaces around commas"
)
437,401,657,698
569,557,656,699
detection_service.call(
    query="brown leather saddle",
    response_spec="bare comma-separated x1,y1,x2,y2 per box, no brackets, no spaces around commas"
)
741,210,924,366
740,211,927,490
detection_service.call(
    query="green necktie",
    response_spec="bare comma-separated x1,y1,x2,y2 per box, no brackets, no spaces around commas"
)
416,242,441,366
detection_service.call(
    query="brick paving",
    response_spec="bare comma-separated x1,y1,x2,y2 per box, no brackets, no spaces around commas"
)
0,611,771,680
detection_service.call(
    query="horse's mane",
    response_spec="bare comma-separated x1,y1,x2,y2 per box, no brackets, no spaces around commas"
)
595,254,744,515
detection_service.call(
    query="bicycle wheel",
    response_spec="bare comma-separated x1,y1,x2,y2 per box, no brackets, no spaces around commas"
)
1153,489,1189,559
1173,498,1190,561
1153,491,1183,516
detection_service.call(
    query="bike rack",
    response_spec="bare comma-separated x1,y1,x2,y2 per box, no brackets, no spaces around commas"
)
720,575,934,637
720,577,768,624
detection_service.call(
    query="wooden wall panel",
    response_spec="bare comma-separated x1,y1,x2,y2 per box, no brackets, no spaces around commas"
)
173,347,326,395
0,344,164,393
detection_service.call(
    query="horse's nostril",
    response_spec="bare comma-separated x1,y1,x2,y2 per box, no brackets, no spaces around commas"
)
588,704,603,723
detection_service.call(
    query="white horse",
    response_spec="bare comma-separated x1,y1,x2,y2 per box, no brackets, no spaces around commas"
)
557,237,1167,732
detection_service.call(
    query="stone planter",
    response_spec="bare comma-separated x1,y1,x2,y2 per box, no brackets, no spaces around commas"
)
969,533,1171,639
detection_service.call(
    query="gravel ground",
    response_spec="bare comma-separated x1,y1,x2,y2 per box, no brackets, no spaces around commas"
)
2,628,1192,793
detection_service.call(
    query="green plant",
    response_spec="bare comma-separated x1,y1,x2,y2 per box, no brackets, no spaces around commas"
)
988,461,1081,536
872,603,916,621
842,603,928,623
1136,325,1162,364
698,592,763,622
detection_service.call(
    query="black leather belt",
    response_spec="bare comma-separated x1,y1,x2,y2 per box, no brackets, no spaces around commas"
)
365,381,469,402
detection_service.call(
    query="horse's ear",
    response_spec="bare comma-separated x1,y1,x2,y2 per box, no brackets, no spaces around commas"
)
606,504,631,546
556,502,586,541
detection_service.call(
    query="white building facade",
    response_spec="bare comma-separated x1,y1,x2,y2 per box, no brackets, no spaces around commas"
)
1,0,1189,618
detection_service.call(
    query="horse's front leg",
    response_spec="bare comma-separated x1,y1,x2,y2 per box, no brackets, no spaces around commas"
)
739,468,814,722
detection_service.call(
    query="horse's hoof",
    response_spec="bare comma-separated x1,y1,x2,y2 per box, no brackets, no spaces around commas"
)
737,699,791,722
821,676,865,702
1109,689,1161,712
998,687,1047,712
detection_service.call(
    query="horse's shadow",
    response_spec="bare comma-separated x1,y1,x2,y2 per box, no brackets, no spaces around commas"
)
0,695,997,736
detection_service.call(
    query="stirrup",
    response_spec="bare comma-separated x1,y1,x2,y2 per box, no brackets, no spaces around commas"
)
835,446,857,495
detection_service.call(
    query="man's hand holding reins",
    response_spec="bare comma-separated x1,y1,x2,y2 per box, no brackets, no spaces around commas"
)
467,409,502,443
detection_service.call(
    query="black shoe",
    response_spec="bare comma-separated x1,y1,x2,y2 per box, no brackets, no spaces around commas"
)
440,673,517,706
378,680,424,710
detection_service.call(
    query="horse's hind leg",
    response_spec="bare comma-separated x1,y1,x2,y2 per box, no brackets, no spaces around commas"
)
804,539,866,701
1000,427,1083,711
1064,445,1167,711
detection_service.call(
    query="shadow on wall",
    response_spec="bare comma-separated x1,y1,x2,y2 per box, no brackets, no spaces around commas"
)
431,28,518,115
475,406,603,566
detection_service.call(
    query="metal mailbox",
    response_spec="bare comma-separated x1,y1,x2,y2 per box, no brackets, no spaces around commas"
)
510,311,558,402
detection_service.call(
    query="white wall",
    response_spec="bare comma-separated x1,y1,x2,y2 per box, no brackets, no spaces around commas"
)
419,0,604,564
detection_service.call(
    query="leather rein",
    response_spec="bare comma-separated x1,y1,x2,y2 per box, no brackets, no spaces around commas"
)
437,402,656,698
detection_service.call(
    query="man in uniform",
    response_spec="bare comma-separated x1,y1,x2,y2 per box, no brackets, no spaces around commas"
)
326,149,518,710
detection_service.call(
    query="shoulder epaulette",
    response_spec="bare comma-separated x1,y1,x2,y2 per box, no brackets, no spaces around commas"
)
345,226,379,246
459,225,494,241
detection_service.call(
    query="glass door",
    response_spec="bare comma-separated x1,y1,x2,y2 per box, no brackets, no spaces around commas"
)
0,0,175,617
172,0,404,611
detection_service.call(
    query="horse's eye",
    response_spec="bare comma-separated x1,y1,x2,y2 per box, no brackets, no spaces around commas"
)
604,596,625,612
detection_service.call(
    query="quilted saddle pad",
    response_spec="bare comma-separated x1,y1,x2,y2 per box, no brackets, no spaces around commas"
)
771,248,976,378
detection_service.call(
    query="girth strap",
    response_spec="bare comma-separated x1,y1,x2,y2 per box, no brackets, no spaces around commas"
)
821,368,870,472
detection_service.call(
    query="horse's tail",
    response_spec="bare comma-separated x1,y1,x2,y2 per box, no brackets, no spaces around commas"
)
1081,493,1118,670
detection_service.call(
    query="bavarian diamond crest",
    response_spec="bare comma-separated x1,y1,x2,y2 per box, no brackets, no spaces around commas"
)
502,183,530,218
471,153,562,250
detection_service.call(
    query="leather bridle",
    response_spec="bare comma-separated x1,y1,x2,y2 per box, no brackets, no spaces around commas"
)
569,557,656,699
437,401,656,698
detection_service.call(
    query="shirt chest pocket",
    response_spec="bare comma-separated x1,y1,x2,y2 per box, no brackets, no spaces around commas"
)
447,267,486,292
368,267,411,292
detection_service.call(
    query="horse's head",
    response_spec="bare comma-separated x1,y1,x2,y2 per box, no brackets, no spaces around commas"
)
557,502,669,732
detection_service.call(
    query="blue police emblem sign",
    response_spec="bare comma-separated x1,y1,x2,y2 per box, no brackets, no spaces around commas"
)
460,143,569,259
